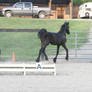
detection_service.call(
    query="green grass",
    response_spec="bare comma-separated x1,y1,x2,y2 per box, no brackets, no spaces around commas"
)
0,17,92,61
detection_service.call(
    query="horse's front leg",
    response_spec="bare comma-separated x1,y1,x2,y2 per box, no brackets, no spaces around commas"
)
53,45,60,63
62,44,68,60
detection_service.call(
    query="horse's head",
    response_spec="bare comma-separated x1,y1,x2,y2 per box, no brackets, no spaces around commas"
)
60,22,70,34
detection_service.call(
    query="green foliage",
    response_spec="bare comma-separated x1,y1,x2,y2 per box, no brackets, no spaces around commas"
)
73,0,82,6
73,0,92,6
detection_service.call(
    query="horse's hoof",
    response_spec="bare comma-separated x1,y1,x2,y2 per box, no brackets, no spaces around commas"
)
53,58,56,63
65,57,68,61
46,58,48,61
36,59,40,62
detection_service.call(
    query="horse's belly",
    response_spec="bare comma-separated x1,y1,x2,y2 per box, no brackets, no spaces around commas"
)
50,39,66,45
50,40,61,45
50,41,57,45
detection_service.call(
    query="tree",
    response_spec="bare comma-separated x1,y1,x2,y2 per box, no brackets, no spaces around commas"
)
73,0,82,6
82,0,92,3
73,0,92,6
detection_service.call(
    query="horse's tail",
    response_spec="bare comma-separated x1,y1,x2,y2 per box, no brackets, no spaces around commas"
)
38,29,48,39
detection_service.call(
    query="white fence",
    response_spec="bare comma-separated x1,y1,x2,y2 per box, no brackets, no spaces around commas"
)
0,63,56,76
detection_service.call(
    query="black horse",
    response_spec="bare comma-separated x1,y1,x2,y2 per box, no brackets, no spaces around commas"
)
36,22,70,63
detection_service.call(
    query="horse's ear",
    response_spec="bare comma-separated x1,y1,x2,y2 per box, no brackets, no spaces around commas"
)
64,22,67,24
64,22,69,25
66,22,69,25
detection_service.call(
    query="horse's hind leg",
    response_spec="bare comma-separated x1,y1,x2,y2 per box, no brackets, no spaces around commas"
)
36,47,44,62
36,43,48,62
62,44,68,60
43,49,48,60
53,45,60,63
42,44,49,60
40,47,48,61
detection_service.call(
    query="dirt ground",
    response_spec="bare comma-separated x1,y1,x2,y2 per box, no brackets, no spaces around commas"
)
0,62,92,92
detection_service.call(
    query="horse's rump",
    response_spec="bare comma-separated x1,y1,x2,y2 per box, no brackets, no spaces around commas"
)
38,29,48,39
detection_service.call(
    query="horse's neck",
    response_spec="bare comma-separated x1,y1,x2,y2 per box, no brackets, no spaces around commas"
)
58,28,66,35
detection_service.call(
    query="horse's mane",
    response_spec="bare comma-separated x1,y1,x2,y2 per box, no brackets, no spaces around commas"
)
58,24,65,33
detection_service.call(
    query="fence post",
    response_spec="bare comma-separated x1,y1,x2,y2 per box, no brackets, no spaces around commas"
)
23,64,26,76
75,32,78,57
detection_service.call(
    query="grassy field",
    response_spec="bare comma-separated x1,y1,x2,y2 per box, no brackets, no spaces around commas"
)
0,17,92,61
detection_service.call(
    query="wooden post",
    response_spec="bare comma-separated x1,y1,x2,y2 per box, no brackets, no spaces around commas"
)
49,0,52,10
48,0,52,19
69,0,73,19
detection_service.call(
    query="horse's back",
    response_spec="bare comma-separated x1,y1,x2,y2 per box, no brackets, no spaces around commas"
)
48,32,67,45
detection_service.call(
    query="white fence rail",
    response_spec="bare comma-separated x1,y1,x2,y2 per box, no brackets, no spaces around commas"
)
0,63,56,76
